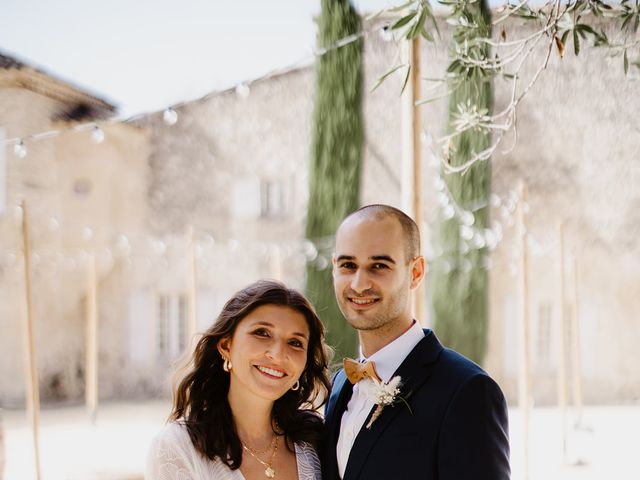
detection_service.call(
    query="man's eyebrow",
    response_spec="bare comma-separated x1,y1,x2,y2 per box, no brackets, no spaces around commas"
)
371,255,396,264
336,255,355,262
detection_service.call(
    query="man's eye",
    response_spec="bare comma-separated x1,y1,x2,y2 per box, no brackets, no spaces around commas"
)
339,262,356,269
372,263,389,270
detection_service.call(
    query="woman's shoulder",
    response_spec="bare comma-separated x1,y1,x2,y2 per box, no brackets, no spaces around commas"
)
151,421,191,446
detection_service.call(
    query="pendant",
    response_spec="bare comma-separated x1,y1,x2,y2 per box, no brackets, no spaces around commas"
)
265,466,275,478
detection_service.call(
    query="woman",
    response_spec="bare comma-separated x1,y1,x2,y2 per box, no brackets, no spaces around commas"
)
146,280,331,480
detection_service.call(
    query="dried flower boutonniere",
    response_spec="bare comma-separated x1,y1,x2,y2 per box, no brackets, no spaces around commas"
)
366,376,413,429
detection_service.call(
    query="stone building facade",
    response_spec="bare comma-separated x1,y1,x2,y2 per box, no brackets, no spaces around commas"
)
1,16,638,406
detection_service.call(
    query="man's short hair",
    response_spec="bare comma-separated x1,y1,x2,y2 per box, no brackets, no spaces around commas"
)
341,204,421,261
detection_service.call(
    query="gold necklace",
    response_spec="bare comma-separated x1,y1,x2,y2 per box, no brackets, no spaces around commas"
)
242,435,278,478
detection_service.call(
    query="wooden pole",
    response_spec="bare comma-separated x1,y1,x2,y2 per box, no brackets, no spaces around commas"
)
20,201,42,480
410,36,426,325
516,180,531,480
186,225,198,347
86,252,98,424
401,35,426,324
556,220,568,457
569,255,584,425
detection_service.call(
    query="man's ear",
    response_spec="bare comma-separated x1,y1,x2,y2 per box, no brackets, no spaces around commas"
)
217,337,231,358
410,256,425,289
331,254,337,276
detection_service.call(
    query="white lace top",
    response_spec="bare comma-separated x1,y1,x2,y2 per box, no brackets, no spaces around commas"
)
146,422,321,480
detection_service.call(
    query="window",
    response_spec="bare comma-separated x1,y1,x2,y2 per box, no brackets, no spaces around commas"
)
156,293,189,358
261,179,287,218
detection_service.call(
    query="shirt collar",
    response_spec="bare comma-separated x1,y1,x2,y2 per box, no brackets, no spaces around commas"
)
360,320,425,382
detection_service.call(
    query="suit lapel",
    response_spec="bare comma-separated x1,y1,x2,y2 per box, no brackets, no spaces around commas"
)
324,369,354,479
343,330,443,480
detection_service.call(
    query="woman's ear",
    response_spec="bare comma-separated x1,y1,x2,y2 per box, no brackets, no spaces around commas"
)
217,337,231,358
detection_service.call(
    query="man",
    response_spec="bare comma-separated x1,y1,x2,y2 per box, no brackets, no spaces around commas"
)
321,204,510,480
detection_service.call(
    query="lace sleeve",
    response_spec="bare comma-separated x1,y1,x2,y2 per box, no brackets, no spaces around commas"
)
296,442,322,480
145,423,196,480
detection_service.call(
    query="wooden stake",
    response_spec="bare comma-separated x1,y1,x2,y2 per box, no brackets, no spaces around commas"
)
516,180,531,480
401,36,426,323
20,201,42,480
86,252,98,424
186,225,198,347
569,255,584,424
556,220,568,457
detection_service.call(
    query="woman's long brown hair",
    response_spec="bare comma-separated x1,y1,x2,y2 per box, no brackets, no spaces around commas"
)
169,279,331,469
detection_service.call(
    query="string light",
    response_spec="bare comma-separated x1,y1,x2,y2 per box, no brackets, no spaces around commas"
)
235,83,250,99
91,126,105,143
13,141,27,158
163,108,178,126
379,24,394,42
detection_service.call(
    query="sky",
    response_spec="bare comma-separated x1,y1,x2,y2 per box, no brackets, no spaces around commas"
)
1,0,392,117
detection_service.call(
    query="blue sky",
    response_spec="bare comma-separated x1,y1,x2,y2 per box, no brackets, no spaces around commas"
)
1,0,392,116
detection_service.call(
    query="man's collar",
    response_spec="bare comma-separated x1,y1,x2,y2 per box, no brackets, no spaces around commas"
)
360,320,425,382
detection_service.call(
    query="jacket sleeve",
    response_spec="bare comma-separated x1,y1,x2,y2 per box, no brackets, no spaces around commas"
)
438,373,511,480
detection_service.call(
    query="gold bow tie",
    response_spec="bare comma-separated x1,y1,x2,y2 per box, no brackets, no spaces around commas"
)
343,358,382,384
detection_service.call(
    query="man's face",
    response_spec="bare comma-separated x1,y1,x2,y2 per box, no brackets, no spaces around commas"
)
333,216,421,335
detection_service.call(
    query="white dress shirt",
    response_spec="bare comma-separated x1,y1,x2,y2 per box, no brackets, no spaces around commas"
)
336,321,425,478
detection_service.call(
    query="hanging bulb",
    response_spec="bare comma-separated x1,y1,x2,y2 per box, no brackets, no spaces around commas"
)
437,192,449,207
460,210,475,226
235,83,250,99
82,227,94,241
91,126,105,143
163,108,178,125
433,176,445,191
14,141,27,158
48,217,60,231
442,204,455,220
460,225,474,241
379,24,393,42
490,193,501,208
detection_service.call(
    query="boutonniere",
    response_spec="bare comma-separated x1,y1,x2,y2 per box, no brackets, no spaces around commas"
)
366,376,413,429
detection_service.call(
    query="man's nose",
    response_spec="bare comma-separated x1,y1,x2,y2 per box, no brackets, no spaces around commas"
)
350,269,371,294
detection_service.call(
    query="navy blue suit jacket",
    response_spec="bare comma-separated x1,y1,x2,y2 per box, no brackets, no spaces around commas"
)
321,329,510,480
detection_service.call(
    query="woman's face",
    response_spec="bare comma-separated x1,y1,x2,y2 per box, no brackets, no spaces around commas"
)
219,304,310,403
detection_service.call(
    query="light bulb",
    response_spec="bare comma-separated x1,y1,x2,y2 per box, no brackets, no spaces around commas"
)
461,211,475,226
460,225,474,241
443,204,455,220
14,141,27,158
82,226,94,241
163,108,178,126
379,24,393,42
235,83,250,99
91,126,105,143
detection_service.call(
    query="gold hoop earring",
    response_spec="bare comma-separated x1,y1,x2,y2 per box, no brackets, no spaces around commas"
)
223,358,232,372
291,380,300,391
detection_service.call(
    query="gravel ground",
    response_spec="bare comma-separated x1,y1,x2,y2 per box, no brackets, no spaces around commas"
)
2,401,639,479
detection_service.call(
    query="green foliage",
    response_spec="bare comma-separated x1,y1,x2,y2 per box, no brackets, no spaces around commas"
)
430,0,493,365
305,0,364,363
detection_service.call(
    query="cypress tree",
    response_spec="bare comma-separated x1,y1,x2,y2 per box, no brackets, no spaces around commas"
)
431,0,493,364
305,0,363,362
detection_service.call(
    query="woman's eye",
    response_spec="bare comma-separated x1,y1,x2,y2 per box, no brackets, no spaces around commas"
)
252,328,270,337
289,339,305,349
